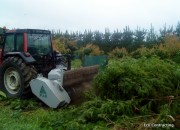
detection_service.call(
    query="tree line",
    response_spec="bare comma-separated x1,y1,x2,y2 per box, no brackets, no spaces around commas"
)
52,22,180,53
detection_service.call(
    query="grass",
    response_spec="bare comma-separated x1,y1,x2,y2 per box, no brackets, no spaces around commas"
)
0,100,41,130
0,98,66,130
0,98,110,130
71,59,82,69
1,97,179,130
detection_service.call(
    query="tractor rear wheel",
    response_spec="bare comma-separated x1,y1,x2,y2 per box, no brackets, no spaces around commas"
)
0,57,37,98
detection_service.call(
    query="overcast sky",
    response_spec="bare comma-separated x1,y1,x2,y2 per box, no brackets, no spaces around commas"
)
0,0,180,32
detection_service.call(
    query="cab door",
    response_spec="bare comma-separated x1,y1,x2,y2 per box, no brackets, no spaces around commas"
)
3,34,15,53
0,34,3,64
0,48,2,64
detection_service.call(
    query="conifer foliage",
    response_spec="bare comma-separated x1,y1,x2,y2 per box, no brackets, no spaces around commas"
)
94,57,178,100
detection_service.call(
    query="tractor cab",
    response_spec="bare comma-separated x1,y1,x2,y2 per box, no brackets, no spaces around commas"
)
2,29,52,56
0,29,62,73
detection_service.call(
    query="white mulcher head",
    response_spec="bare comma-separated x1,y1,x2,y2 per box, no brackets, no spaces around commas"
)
30,68,70,108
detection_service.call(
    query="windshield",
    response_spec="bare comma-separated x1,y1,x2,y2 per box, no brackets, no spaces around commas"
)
27,34,51,55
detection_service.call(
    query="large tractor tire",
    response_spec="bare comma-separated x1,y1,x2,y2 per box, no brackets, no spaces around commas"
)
0,57,37,98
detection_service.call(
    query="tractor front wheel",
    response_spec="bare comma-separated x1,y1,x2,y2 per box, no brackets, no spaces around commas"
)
4,67,21,95
0,57,37,98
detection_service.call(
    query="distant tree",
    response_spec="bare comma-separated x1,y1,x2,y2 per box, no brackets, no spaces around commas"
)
121,26,133,51
176,22,180,37
133,27,146,49
111,29,122,47
93,31,102,45
51,29,56,38
63,30,70,40
70,31,77,40
52,21,180,54
56,29,62,37
109,47,128,58
103,28,111,43
76,32,84,46
66,40,78,54
83,30,93,44
102,28,111,53
159,24,174,43
146,24,158,47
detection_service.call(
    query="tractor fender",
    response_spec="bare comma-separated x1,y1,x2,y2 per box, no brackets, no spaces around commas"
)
4,52,36,64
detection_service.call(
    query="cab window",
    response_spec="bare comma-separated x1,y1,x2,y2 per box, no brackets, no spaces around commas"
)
4,34,15,52
16,34,23,51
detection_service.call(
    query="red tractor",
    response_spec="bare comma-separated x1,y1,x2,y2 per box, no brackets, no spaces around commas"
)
0,27,99,108
0,28,71,98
